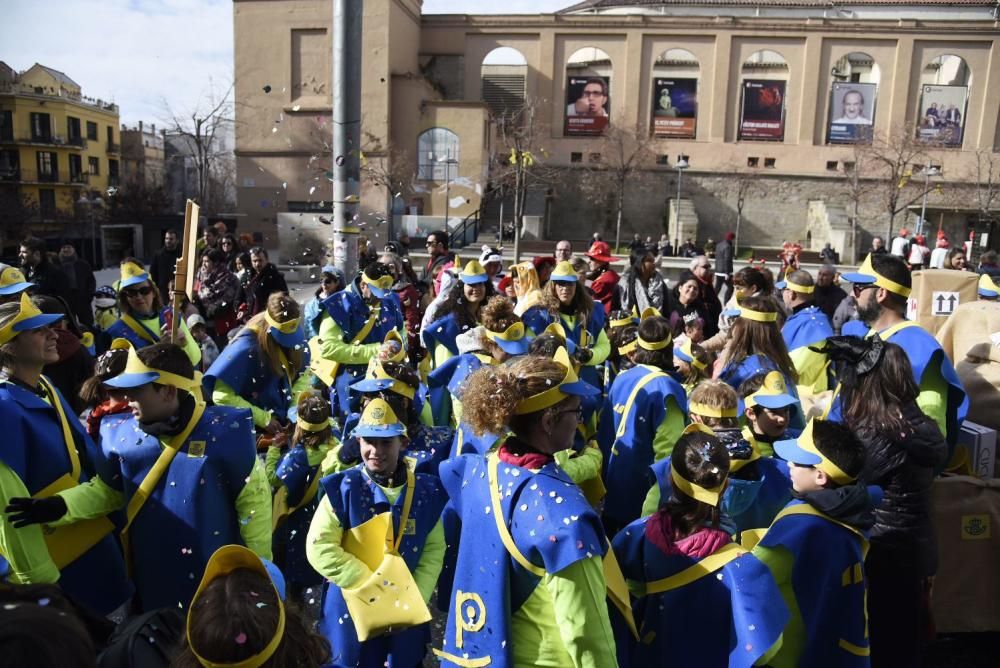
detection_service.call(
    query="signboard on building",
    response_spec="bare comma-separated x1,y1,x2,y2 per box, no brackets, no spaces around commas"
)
564,75,610,136
827,82,877,144
738,79,786,141
917,84,968,147
651,77,697,138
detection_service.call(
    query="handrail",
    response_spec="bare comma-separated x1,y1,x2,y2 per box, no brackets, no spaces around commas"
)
448,212,479,249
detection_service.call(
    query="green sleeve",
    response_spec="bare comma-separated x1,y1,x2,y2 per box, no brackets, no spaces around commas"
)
546,556,618,668
751,543,802,668
212,378,272,429
319,315,380,365
305,496,373,588
419,399,434,427
289,370,315,406
587,328,611,366
554,443,603,486
236,458,273,559
916,360,948,441
0,460,60,584
412,518,445,604
641,483,661,518
54,476,124,524
264,446,282,488
652,396,687,461
321,443,353,477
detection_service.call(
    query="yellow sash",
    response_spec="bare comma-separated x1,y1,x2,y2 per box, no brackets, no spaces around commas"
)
271,473,321,531
7,377,116,570
866,320,920,341
309,309,380,386
340,464,431,640
486,454,638,639
769,503,870,558
644,543,747,595
119,401,207,571
120,313,160,344
616,368,668,440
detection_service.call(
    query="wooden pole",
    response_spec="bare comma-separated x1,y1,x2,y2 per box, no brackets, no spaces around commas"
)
171,199,199,342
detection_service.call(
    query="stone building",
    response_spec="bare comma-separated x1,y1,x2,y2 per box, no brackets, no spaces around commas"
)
120,121,165,190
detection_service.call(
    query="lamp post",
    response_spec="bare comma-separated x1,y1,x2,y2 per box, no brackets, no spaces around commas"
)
917,164,941,238
437,148,457,237
673,158,689,254
76,194,102,268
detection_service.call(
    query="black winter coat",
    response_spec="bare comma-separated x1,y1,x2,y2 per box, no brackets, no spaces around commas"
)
856,402,948,575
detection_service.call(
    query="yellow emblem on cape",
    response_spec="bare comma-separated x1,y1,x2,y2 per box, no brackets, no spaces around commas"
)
187,441,206,458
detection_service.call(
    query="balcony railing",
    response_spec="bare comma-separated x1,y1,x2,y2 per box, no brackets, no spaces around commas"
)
14,168,90,185
5,135,85,149
68,136,87,148
0,168,20,182
69,172,89,185
107,141,120,153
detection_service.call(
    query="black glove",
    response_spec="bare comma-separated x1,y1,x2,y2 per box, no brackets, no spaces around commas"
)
5,496,68,528
574,347,594,364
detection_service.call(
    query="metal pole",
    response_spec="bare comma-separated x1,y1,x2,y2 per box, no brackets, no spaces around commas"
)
331,0,362,278
674,169,683,252
90,205,97,268
497,196,504,246
918,165,931,238
443,157,451,240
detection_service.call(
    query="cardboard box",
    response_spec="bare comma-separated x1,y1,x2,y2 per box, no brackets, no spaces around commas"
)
958,421,997,479
907,269,980,336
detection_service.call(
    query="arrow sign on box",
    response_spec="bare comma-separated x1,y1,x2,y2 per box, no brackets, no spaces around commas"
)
932,291,960,316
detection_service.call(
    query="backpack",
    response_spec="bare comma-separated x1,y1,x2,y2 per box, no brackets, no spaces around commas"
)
97,608,185,668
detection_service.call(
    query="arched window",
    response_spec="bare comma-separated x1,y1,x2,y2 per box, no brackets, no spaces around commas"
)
651,48,700,139
417,128,460,181
481,47,527,120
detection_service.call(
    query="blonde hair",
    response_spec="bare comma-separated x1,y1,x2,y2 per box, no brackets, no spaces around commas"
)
688,380,739,429
292,391,332,449
247,293,302,377
462,355,567,437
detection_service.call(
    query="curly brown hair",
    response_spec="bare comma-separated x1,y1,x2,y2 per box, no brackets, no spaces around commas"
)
480,295,520,333
462,354,569,437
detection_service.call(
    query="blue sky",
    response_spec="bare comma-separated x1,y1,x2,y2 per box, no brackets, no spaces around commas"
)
3,0,570,127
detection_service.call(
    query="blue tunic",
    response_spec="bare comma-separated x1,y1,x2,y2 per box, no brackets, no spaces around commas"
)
423,313,469,426
720,354,806,431
97,406,257,611
106,307,169,348
317,466,446,668
273,444,324,587
321,290,405,418
0,379,132,615
338,413,453,477
203,329,309,421
757,499,873,667
603,364,688,527
436,453,608,667
612,516,788,668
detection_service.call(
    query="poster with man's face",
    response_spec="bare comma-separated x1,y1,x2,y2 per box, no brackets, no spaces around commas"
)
739,79,786,141
565,75,610,136
651,78,698,138
828,82,876,144
917,84,968,147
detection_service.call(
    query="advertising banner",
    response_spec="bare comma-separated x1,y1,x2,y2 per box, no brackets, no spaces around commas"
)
651,77,697,138
739,79,786,141
828,82,877,144
917,84,968,146
565,75,610,136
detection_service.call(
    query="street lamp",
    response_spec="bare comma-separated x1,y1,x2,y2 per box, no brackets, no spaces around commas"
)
917,164,941,237
76,194,103,269
673,158,689,255
437,148,457,237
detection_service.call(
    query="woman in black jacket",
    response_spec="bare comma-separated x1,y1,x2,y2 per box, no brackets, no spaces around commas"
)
825,336,947,668
238,247,288,322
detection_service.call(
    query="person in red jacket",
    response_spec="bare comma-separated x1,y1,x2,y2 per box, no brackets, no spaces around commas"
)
585,240,619,315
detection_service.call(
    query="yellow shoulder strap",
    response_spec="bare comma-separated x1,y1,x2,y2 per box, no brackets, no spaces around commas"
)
272,472,322,531
616,369,668,439
867,320,919,341
771,504,869,558
120,313,160,344
390,465,416,553
352,309,380,346
644,543,747,595
487,453,546,577
603,543,639,640
309,310,381,386
36,376,81,485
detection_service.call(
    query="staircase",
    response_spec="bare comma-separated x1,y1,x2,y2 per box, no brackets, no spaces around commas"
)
668,197,700,245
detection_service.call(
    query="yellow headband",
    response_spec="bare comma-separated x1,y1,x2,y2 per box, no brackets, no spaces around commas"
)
114,339,204,400
640,306,662,321
856,254,911,298
735,307,778,323
790,420,855,485
297,417,331,432
782,279,814,295
729,444,762,473
675,339,707,371
188,546,285,668
264,312,300,335
670,463,726,506
362,271,394,291
611,316,638,328
484,321,526,343
618,340,638,356
514,347,578,414
689,401,738,418
367,358,416,400
638,335,672,351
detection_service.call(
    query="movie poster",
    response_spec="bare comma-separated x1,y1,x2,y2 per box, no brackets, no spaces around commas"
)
828,82,877,144
564,75,610,137
917,84,968,147
651,78,697,138
739,79,786,141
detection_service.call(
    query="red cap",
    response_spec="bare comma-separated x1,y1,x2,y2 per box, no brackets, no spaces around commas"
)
532,256,556,270
586,241,614,264
498,275,513,293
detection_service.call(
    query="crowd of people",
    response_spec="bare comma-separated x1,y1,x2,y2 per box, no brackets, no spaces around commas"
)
0,224,986,667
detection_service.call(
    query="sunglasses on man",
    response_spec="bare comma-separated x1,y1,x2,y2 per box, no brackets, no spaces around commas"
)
123,286,153,298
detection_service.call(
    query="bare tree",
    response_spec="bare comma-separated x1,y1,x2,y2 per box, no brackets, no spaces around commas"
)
718,162,764,256
161,84,234,215
0,189,38,254
967,147,1000,225
577,123,658,251
359,132,414,240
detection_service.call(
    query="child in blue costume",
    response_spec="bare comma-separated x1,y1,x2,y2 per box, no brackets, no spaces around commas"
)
777,270,835,393
717,295,805,431
511,260,550,335
105,259,202,366
0,293,132,616
612,425,788,668
306,398,447,668
267,390,338,598
205,292,313,436
642,380,792,540
838,253,968,467
754,418,879,667
605,309,640,384
436,348,620,668
673,337,712,395
17,340,273,612
423,260,495,426
602,314,688,535
313,262,406,420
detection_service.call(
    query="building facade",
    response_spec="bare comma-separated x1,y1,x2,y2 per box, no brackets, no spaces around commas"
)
0,62,120,231
121,121,166,190
233,0,1000,258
